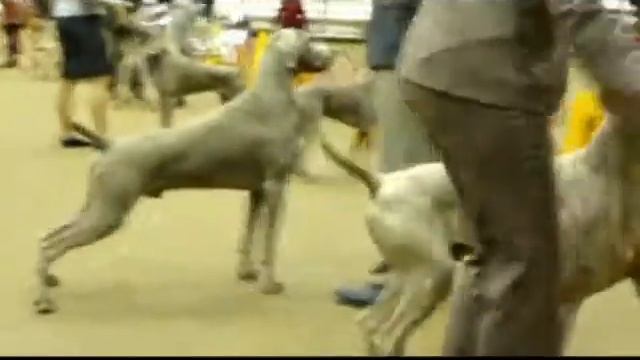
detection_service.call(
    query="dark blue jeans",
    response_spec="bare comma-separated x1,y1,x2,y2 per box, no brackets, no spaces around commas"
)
366,0,420,70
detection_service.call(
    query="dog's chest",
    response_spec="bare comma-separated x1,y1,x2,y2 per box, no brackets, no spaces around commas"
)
556,158,624,301
622,177,640,271
555,163,629,301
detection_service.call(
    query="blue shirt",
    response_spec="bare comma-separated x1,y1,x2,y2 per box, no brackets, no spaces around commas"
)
52,0,103,18
366,0,421,70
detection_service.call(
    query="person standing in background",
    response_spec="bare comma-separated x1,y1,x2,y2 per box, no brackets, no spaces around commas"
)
202,0,213,22
1,0,29,68
52,0,113,148
335,0,440,309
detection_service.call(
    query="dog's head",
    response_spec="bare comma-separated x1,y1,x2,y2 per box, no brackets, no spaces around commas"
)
270,28,334,74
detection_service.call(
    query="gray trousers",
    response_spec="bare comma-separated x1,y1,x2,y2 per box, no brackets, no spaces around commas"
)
373,70,440,173
400,79,561,356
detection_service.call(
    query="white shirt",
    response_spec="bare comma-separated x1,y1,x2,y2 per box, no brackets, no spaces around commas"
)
51,0,103,18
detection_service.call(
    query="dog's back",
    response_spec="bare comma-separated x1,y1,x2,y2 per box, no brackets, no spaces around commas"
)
322,78,377,131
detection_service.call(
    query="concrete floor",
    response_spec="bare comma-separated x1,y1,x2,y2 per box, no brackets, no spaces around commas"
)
1,69,639,356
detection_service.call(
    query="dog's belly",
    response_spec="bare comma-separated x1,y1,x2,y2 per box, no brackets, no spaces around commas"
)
148,165,266,194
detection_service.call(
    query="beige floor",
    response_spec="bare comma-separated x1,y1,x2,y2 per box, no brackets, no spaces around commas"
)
0,68,638,356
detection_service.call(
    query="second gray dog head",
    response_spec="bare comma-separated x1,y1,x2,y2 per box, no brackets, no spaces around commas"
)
270,28,334,74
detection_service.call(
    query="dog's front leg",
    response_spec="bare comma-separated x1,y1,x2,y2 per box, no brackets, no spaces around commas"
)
633,275,640,298
115,57,134,106
236,189,265,282
559,301,582,353
257,178,287,295
159,95,174,128
137,58,160,111
630,266,640,299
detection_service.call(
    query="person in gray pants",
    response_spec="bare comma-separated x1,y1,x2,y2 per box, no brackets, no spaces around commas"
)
398,0,640,355
335,0,440,308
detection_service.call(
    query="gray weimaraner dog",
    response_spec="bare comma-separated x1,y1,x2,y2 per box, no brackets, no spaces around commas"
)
146,49,245,128
113,2,245,127
295,77,376,135
320,113,640,355
33,28,333,315
291,77,377,176
112,2,215,108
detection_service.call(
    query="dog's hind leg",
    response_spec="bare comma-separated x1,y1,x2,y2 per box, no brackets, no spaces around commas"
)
257,179,287,295
34,196,133,315
382,270,452,356
35,222,76,288
357,272,403,353
236,189,265,282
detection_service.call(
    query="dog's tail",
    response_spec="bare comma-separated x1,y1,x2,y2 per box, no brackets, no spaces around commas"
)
70,122,111,151
319,133,380,198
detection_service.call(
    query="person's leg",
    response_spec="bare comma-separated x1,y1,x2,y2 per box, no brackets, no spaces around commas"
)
54,16,94,147
400,80,561,356
204,0,214,21
56,77,93,146
14,24,23,63
57,78,75,137
87,76,112,135
2,25,9,65
62,15,112,138
81,15,113,136
2,24,19,67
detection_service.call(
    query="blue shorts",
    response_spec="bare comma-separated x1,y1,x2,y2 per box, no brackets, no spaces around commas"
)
56,15,112,80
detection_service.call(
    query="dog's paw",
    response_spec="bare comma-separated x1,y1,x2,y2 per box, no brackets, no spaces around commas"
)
33,298,58,315
366,332,393,357
113,96,134,109
112,100,128,110
44,274,60,288
141,98,159,112
356,310,377,336
258,281,285,295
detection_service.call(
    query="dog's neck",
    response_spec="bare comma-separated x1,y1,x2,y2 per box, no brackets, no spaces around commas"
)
253,51,297,102
582,117,640,180
582,118,621,172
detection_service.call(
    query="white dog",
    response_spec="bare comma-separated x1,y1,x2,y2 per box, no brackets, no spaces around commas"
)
320,115,640,355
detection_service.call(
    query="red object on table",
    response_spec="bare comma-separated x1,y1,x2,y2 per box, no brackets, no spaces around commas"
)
276,0,307,29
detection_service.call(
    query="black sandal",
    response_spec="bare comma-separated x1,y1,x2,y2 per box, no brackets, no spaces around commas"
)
60,135,92,148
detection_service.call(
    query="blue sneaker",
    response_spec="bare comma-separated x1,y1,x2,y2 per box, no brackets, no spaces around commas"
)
335,283,384,308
